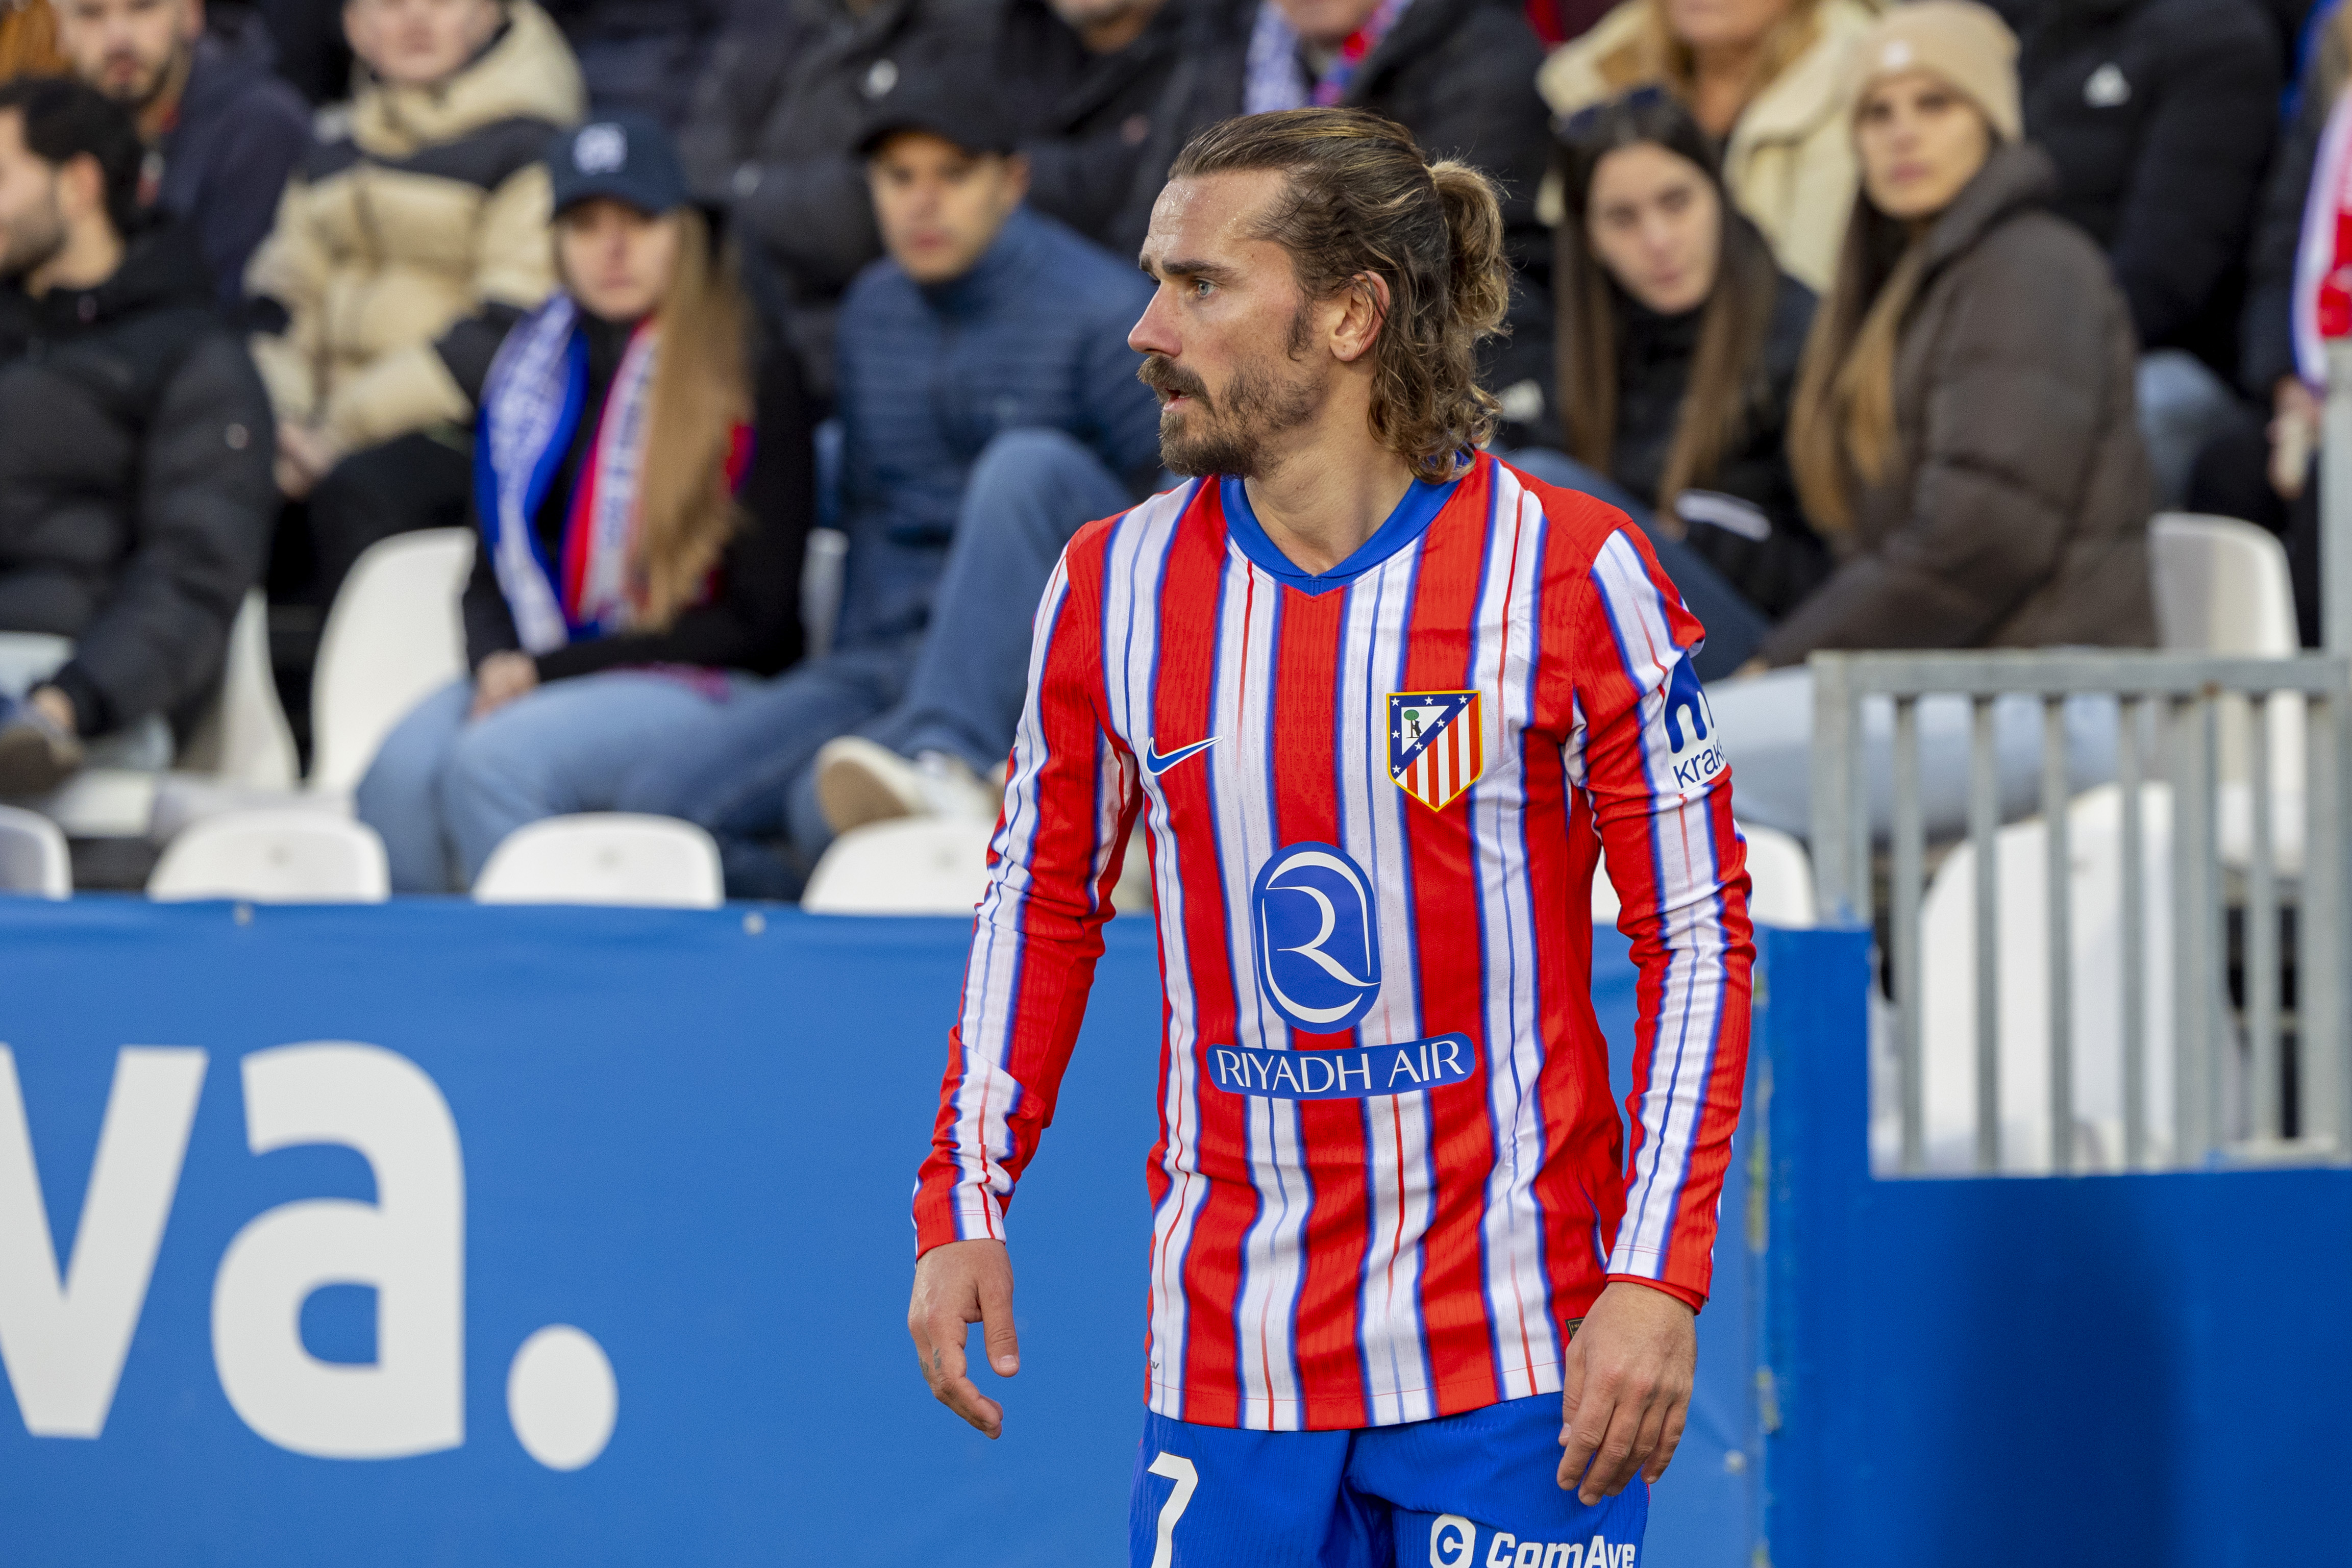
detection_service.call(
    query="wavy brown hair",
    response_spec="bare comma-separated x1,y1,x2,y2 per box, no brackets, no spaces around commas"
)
557,207,753,627
1554,90,1784,528
1169,109,1511,482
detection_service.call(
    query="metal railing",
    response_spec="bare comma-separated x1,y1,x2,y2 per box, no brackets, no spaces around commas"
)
1809,649,2352,1176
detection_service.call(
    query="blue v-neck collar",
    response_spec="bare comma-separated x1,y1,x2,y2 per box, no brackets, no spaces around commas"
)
1219,465,1465,596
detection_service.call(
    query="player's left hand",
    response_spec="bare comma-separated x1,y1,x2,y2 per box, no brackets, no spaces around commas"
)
1556,1280,1696,1504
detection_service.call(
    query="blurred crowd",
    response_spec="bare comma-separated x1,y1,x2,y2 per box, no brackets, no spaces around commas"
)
0,0,2331,896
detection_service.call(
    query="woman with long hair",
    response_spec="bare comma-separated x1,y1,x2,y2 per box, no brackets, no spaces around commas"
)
358,115,812,891
1538,0,1879,291
1525,88,1824,635
1711,1,2153,837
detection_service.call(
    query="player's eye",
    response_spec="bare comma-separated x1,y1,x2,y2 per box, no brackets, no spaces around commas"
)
1192,279,1214,300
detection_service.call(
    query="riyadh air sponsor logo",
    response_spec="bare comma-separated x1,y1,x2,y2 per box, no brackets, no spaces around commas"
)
1143,735,1220,775
0,1043,613,1470
1661,653,1724,791
1429,1515,1638,1568
1206,1034,1476,1100
1251,841,1381,1031
1389,690,1484,811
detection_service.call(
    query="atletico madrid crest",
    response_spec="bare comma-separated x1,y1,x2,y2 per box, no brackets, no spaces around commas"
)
1387,690,1484,811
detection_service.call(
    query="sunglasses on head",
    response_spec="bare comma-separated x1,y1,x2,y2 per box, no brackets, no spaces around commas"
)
1554,83,1673,145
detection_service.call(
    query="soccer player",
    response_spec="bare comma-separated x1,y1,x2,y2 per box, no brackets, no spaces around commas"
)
908,108,1753,1566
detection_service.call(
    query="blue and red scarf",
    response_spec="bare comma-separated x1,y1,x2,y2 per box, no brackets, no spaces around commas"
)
475,296,752,654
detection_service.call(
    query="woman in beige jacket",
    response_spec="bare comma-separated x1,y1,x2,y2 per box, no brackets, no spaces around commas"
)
1539,0,1877,291
246,0,583,611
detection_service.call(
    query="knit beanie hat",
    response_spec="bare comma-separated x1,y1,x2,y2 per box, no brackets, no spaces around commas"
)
1847,1,2023,143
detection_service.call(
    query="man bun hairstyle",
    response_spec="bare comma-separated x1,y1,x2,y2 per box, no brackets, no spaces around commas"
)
0,76,146,241
1169,108,1511,482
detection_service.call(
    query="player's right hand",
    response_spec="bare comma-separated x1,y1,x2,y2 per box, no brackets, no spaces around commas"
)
908,1237,1020,1439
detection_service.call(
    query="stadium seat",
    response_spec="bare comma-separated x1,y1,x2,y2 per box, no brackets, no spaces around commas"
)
803,817,992,914
147,810,390,902
0,804,69,898
1589,822,1814,929
473,814,724,908
176,591,299,790
309,529,475,797
1911,783,2185,1177
2148,513,2297,657
2148,513,2303,870
801,528,848,660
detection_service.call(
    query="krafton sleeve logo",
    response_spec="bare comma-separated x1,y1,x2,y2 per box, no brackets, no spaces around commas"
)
1250,841,1382,1032
1661,653,1725,790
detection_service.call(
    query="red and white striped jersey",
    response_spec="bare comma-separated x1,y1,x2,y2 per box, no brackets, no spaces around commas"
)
913,453,1754,1433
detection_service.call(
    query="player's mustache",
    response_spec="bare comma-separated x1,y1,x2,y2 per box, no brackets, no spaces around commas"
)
1138,356,1211,410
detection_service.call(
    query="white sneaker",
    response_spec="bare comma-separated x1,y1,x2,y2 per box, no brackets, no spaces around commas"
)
816,737,998,834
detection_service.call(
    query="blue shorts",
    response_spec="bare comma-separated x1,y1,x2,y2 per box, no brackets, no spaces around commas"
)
1127,1394,1647,1567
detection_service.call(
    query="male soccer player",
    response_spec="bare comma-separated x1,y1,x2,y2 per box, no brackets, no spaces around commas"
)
908,108,1753,1566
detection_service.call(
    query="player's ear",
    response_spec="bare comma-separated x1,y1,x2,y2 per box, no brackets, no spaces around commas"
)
1329,271,1391,364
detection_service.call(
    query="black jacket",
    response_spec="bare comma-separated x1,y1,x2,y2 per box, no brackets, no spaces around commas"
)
0,226,277,735
1609,274,1826,619
1112,0,1557,443
994,0,1193,252
543,0,730,127
678,0,998,395
157,9,311,305
463,312,816,679
2001,0,2281,372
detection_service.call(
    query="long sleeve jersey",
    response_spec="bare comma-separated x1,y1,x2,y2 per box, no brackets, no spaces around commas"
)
913,453,1754,1433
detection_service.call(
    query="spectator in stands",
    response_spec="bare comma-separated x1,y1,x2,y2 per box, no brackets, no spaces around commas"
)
1539,0,1877,293
543,0,727,128
1114,0,1557,441
623,83,1159,898
0,78,274,796
677,0,992,398
2188,4,2347,644
1513,88,1822,672
1992,0,2281,511
0,0,65,81
995,0,1194,254
355,115,812,891
1710,1,2155,836
51,0,311,304
247,0,582,616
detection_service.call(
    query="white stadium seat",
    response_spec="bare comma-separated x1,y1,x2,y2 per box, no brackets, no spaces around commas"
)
473,815,724,909
0,805,69,898
309,528,475,797
803,818,993,914
176,591,299,790
147,810,390,903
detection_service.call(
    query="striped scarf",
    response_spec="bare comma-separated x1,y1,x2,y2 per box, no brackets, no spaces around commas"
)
475,296,661,654
1243,0,1409,114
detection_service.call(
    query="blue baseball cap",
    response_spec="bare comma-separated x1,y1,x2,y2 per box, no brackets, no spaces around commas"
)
547,113,690,217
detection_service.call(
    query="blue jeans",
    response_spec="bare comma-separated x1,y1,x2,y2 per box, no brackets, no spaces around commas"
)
357,670,748,893
2137,348,2244,513
1502,450,1770,680
625,427,1133,900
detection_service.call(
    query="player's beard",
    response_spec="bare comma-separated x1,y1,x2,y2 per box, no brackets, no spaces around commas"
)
0,180,67,286
1141,317,1325,479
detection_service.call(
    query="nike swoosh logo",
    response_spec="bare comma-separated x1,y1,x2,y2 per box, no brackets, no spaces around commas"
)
1144,736,1220,775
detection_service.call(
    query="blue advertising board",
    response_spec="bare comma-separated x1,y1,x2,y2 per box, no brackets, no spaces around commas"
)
0,900,1754,1565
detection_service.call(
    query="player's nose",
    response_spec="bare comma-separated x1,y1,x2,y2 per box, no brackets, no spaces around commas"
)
1129,289,1179,359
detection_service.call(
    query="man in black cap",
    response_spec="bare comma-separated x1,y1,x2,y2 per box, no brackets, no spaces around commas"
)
622,76,1163,898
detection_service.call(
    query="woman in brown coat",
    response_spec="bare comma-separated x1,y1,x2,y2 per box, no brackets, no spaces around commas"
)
1711,0,2155,838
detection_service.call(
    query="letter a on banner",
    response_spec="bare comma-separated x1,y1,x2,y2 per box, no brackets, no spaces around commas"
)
212,1043,464,1459
0,1047,207,1437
